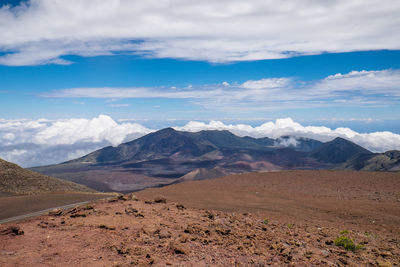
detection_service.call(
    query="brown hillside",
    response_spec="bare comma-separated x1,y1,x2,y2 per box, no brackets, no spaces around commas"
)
0,158,95,195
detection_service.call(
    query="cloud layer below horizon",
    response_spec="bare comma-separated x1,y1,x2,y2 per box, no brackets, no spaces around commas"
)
1,115,399,167
0,0,399,65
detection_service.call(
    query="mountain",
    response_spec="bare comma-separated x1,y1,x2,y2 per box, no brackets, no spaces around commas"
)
32,128,395,193
310,137,372,164
70,128,276,165
275,136,323,152
343,150,400,171
0,158,95,195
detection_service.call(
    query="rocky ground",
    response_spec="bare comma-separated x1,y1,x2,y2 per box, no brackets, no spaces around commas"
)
1,170,400,266
1,193,398,266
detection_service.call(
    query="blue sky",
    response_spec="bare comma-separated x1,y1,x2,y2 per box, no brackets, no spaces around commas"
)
0,0,400,166
2,51,400,131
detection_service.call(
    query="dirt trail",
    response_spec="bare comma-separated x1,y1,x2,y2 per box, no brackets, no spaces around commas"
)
0,193,112,220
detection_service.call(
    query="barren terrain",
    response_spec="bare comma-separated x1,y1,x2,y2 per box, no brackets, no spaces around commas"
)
0,158,95,195
1,170,399,266
138,171,400,232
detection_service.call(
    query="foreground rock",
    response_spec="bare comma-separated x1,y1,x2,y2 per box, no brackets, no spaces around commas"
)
0,196,399,266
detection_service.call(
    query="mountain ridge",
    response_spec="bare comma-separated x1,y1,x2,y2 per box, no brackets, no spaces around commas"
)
31,128,398,193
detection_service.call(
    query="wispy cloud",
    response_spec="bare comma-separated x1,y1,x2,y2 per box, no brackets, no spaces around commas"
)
107,103,130,108
0,0,399,65
40,70,400,110
1,115,399,167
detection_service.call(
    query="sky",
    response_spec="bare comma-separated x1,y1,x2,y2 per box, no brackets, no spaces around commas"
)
0,0,400,167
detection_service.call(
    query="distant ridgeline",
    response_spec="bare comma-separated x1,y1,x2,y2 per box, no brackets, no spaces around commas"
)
31,128,400,193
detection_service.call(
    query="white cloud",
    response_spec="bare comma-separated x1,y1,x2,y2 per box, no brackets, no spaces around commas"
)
311,70,400,96
0,115,153,167
40,69,400,110
31,115,150,146
0,0,399,65
274,136,299,148
222,82,229,87
0,115,399,167
107,103,130,107
241,78,290,89
175,118,400,153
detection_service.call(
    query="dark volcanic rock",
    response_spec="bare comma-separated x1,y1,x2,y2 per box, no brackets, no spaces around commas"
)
0,226,24,236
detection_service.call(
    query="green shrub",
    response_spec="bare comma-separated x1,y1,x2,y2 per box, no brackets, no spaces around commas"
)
334,235,363,252
339,230,350,235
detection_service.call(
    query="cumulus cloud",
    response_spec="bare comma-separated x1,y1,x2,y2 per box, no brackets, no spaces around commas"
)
175,118,400,153
0,0,399,65
0,115,153,167
41,70,400,109
1,115,400,167
274,136,299,148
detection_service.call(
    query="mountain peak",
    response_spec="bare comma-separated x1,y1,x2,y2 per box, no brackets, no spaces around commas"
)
310,137,371,164
331,137,349,142
159,127,177,132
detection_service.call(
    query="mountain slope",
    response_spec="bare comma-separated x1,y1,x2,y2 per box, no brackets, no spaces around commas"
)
0,158,95,194
69,128,278,165
310,137,372,164
275,136,323,152
69,128,216,164
179,167,229,182
344,150,400,171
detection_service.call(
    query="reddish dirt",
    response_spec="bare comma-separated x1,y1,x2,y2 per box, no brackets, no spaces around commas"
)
0,170,399,266
138,171,400,232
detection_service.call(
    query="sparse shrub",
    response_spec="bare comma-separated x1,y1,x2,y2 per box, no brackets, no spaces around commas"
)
334,235,363,252
339,229,350,235
287,223,293,229
364,231,374,238
262,219,269,225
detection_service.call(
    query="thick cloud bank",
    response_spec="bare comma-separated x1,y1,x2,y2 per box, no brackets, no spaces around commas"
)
0,115,152,167
0,0,399,65
176,119,400,153
1,115,399,167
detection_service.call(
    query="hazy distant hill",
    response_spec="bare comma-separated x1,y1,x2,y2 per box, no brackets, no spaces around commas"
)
32,128,396,192
0,158,95,195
